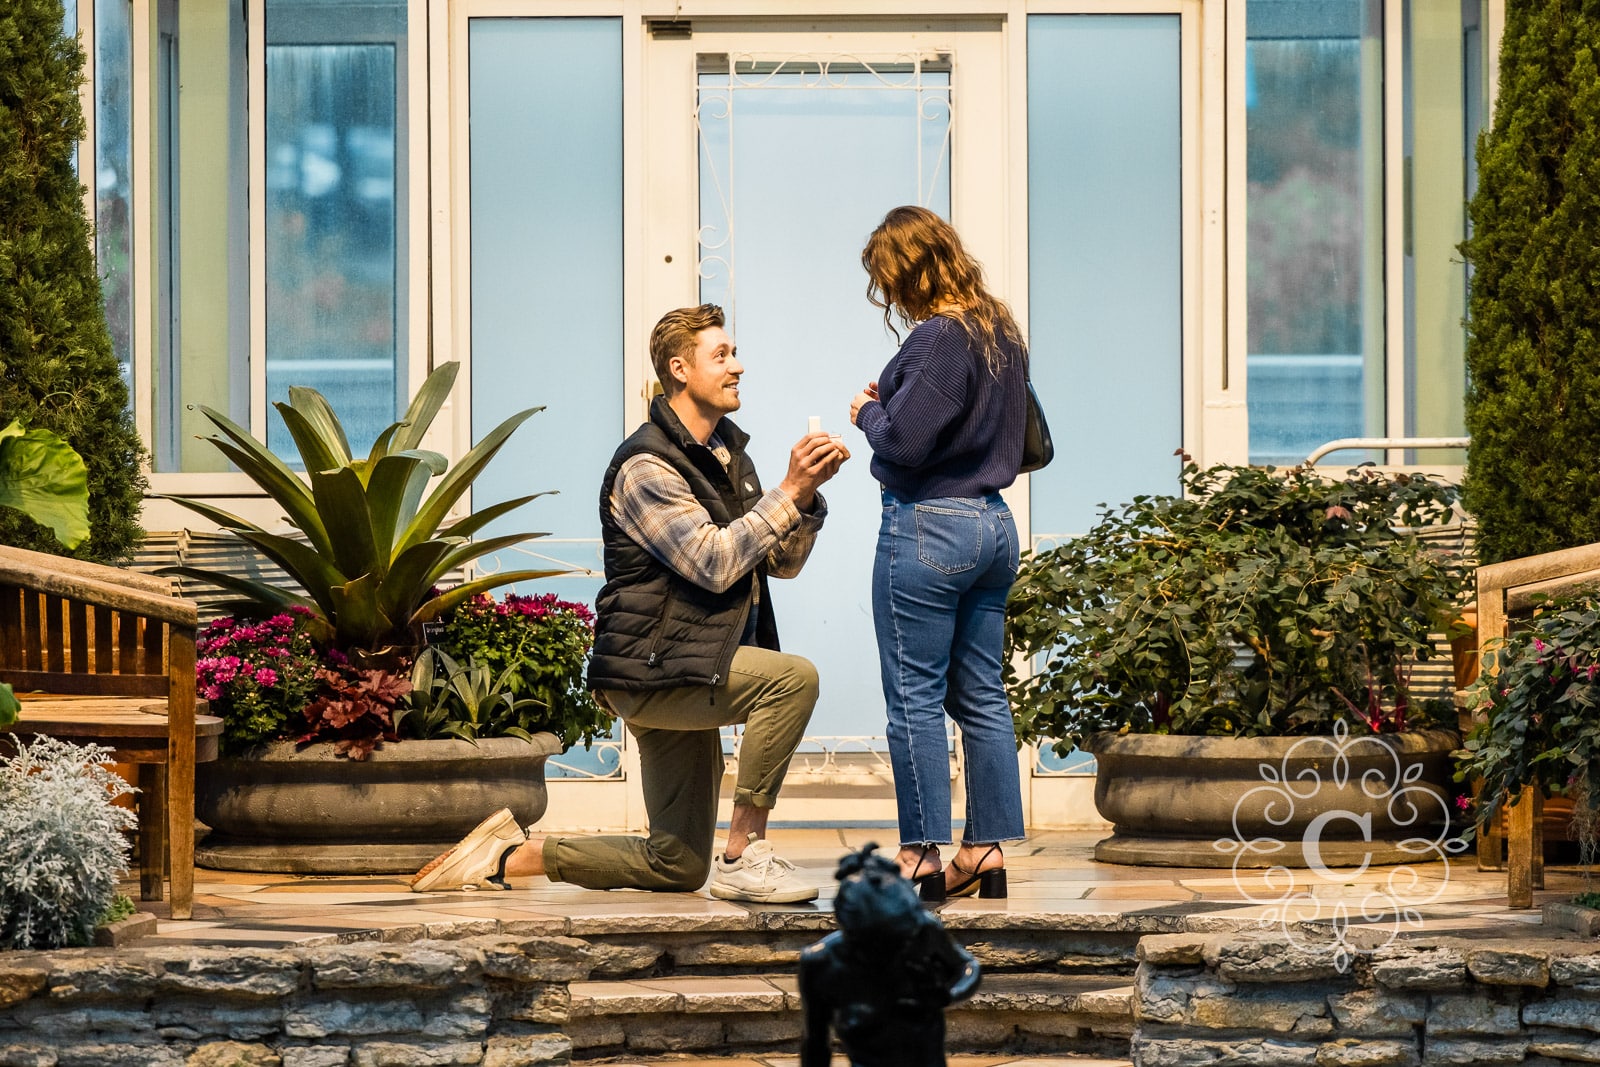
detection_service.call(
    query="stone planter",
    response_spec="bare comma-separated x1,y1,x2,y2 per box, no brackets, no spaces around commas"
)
195,733,563,874
1085,727,1461,868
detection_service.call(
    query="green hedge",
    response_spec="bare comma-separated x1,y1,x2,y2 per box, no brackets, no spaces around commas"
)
0,0,146,561
1463,0,1600,564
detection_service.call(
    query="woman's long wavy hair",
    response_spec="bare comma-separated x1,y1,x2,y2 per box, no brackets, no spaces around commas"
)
861,205,1027,374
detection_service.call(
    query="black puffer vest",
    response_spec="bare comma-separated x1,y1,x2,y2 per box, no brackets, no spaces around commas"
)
586,397,778,692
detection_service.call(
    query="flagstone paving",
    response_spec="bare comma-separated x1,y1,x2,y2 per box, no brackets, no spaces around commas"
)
121,829,1592,948
597,1058,1133,1067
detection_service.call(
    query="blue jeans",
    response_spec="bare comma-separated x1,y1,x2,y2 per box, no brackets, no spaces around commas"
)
873,491,1025,846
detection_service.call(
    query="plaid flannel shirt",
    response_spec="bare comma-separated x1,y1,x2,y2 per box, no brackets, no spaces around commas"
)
610,445,826,594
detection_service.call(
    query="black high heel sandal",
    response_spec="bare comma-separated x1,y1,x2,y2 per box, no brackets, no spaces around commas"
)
903,846,945,903
945,844,1006,899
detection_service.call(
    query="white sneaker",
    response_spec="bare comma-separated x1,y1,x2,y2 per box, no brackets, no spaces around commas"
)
410,808,526,892
708,835,818,903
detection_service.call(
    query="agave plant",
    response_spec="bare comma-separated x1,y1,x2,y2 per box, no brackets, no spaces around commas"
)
160,362,561,656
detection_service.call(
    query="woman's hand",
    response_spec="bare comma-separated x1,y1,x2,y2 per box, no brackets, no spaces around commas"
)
849,381,880,426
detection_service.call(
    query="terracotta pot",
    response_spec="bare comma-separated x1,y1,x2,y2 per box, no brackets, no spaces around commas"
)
195,733,563,874
1084,728,1462,868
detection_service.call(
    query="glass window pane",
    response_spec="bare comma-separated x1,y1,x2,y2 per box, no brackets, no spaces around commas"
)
64,1,78,177
95,0,134,394
1401,0,1468,456
695,59,951,743
467,17,624,778
266,0,407,463
165,0,249,472
1246,0,1385,466
467,17,622,608
1027,14,1182,541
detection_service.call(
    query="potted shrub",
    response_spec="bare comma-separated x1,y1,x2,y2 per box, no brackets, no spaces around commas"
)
193,593,608,873
165,362,603,872
1006,460,1470,867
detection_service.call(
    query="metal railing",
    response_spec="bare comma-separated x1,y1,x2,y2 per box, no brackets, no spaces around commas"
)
1304,436,1469,466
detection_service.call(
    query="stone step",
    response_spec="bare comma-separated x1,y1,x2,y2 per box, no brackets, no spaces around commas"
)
565,912,1168,982
566,972,1136,1058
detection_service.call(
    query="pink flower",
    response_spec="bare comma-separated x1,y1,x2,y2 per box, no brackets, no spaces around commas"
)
1455,794,1472,811
254,667,279,686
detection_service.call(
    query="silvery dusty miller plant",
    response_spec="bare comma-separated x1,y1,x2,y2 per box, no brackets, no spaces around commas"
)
0,734,136,949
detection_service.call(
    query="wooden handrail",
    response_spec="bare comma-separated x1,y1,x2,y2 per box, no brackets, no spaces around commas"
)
0,564,198,627
0,545,173,596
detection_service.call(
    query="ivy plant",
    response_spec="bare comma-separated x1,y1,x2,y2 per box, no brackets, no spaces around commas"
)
422,592,610,748
1005,461,1468,752
1456,591,1600,830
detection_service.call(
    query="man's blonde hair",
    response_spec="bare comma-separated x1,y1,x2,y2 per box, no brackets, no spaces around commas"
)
650,304,725,398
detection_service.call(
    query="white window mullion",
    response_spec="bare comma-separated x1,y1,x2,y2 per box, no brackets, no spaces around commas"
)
248,0,268,441
1384,0,1406,441
132,0,154,450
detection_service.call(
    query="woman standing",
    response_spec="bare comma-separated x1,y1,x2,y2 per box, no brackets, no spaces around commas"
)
849,205,1027,901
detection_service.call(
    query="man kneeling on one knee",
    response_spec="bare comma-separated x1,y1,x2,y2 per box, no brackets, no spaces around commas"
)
412,304,849,903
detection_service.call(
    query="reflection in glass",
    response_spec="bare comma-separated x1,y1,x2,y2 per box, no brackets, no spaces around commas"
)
95,0,134,393
1246,0,1384,465
696,62,950,743
266,0,406,462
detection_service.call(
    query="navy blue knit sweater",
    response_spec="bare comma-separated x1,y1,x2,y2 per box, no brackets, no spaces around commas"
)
857,315,1028,501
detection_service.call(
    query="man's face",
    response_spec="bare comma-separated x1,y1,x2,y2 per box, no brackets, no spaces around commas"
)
673,326,743,416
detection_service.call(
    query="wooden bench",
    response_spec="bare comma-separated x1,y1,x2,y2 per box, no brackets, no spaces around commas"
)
1475,541,1600,909
0,545,219,920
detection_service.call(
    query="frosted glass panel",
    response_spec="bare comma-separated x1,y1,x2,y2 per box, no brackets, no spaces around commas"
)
1027,15,1182,542
467,18,622,609
697,63,951,742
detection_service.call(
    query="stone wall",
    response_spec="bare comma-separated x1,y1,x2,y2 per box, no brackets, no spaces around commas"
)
1133,931,1600,1066
0,935,589,1067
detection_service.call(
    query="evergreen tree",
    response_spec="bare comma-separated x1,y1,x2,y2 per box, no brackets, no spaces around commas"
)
1463,0,1600,564
0,0,146,561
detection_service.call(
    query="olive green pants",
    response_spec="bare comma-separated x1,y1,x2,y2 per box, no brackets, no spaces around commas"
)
540,645,819,891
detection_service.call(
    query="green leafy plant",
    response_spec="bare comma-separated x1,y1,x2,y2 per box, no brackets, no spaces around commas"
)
430,592,609,747
161,362,562,658
1006,461,1468,752
0,419,89,549
0,682,17,728
398,647,539,743
1455,592,1600,844
0,0,148,563
198,609,325,756
98,893,135,927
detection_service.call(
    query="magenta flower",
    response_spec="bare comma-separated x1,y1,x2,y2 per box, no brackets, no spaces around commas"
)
254,667,279,686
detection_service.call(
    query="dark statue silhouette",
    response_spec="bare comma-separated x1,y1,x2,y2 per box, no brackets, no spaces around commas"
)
799,844,981,1067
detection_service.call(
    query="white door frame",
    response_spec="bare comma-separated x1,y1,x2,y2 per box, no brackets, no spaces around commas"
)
433,1,1204,833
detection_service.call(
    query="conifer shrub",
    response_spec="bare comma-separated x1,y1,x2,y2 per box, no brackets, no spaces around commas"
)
1462,0,1600,563
0,0,147,562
